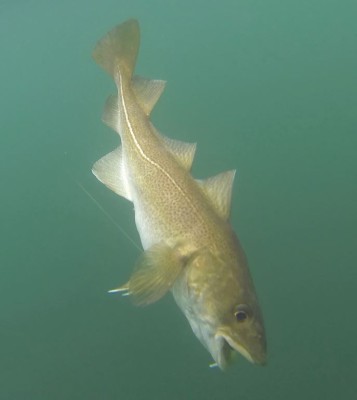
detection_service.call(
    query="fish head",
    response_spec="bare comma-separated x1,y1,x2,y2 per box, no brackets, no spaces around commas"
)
173,248,266,370
213,300,267,370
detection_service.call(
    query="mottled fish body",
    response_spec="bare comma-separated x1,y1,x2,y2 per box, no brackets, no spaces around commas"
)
92,19,266,369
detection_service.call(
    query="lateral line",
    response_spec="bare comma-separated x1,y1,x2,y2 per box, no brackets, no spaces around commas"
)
119,72,204,224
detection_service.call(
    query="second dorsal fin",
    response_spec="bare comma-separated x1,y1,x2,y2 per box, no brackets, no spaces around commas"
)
132,76,166,115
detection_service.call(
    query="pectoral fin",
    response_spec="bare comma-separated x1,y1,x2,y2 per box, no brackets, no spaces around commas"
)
112,243,185,306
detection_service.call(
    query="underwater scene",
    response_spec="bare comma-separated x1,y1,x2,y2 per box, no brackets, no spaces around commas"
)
1,0,356,399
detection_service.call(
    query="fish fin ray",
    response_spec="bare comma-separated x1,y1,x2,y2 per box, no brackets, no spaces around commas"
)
161,136,197,171
150,123,197,171
197,170,236,220
92,19,139,79
108,285,128,293
132,76,166,115
92,146,132,201
102,94,121,132
126,242,185,306
108,284,130,297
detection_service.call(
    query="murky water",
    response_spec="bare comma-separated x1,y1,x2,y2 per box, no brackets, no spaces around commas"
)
1,0,356,398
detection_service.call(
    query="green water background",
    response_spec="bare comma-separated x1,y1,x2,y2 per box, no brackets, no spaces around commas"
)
1,0,356,399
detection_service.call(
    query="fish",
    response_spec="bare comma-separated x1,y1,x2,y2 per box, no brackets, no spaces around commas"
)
91,19,266,370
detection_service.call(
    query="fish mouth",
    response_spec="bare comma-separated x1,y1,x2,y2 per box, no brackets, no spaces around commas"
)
214,332,255,370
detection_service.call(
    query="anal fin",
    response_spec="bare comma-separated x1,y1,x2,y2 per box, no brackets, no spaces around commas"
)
92,146,132,201
102,94,121,132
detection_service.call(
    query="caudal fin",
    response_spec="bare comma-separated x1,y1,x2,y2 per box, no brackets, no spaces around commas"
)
92,19,140,79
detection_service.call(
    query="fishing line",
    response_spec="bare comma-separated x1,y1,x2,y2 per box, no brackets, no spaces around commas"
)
74,178,141,252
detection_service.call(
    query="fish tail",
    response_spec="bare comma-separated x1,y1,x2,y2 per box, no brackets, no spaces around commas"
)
92,19,140,81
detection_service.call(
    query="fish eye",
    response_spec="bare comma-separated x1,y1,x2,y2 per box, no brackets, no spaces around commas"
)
234,305,250,322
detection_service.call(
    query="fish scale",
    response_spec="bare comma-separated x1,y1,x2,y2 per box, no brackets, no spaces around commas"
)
91,19,266,370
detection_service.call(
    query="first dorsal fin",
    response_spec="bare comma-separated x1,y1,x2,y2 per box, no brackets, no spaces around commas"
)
132,76,166,115
197,170,236,220
92,146,132,201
